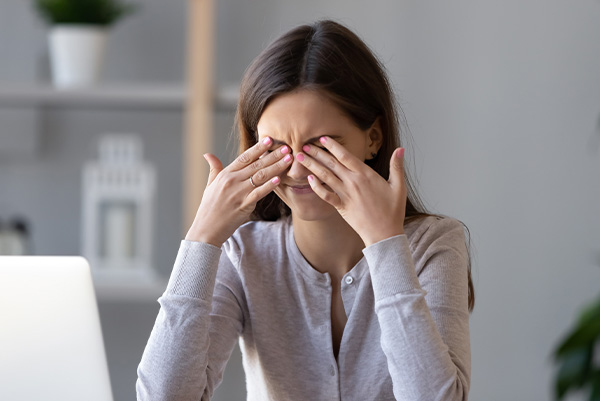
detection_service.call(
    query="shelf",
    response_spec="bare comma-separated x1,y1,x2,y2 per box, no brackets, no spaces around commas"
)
92,271,168,303
0,82,239,111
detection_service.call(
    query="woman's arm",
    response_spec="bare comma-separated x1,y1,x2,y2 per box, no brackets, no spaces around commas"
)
363,217,471,401
136,240,245,401
136,137,289,400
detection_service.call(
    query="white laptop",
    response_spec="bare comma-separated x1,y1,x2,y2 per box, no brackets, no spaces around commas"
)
0,256,113,401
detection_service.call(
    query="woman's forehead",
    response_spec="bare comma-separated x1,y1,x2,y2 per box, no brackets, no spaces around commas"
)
256,90,354,141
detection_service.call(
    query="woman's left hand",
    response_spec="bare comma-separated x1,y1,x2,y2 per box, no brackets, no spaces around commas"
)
297,136,407,247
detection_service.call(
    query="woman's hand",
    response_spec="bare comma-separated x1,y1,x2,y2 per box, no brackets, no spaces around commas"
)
186,137,293,247
297,136,407,247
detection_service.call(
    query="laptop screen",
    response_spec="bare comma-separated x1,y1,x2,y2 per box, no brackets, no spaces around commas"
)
0,256,113,401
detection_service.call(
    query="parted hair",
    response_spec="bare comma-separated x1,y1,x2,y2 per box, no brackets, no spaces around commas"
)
235,20,474,312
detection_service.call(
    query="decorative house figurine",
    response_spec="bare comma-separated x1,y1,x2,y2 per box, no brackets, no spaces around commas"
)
82,134,156,283
0,217,31,255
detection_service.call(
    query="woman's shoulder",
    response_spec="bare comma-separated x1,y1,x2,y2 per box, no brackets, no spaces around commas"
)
404,214,467,251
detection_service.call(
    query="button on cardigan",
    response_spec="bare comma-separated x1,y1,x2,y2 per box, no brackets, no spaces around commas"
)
137,215,471,401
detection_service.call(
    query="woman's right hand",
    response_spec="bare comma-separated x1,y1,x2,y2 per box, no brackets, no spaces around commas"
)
185,137,292,247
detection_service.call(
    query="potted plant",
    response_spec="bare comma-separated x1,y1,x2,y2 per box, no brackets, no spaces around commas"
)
34,0,137,87
553,293,600,400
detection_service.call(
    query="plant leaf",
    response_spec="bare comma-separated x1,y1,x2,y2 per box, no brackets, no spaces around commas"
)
589,369,600,401
555,346,593,399
555,308,600,357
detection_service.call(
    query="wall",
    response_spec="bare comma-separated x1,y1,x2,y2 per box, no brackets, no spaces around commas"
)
2,0,600,400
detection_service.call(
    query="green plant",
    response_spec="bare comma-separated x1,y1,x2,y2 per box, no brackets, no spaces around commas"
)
553,294,600,401
34,0,137,26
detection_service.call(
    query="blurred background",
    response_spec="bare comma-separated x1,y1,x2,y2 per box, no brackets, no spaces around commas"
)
1,0,599,400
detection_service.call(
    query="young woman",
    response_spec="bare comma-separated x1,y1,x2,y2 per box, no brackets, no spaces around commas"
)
137,20,474,401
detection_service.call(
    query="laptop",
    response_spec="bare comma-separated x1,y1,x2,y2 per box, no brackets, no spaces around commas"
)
0,256,113,401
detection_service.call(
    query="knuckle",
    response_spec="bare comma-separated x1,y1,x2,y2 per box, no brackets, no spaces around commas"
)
319,169,331,181
221,174,236,188
338,152,351,164
238,153,251,165
355,173,367,184
255,169,266,181
250,160,263,172
323,192,335,203
348,179,360,192
326,159,336,170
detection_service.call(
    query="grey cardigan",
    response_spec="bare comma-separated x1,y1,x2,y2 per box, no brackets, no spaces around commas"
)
136,215,471,401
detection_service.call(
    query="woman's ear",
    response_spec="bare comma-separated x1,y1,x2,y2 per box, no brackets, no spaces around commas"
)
365,117,383,160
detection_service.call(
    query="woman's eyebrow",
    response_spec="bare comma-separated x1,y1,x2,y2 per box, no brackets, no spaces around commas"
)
270,135,343,146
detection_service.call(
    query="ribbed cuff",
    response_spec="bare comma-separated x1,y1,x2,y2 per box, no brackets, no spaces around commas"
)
363,234,422,301
165,240,223,300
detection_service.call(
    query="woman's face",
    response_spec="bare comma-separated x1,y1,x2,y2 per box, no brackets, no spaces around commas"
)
256,89,381,221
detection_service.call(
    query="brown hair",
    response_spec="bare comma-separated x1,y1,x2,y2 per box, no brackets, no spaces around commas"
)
235,20,474,312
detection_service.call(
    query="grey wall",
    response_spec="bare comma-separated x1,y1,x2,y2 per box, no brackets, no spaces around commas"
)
2,0,600,400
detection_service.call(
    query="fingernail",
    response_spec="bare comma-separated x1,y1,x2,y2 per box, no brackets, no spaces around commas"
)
284,154,292,163
319,136,327,144
280,146,289,154
296,153,305,162
303,145,311,153
308,175,314,183
271,176,280,184
262,137,272,146
396,148,405,158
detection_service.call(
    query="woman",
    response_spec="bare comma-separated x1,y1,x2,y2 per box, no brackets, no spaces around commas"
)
137,20,474,401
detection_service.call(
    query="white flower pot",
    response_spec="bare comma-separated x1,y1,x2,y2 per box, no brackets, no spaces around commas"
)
49,25,108,88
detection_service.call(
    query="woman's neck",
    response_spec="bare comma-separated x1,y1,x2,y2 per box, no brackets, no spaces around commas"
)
291,213,365,280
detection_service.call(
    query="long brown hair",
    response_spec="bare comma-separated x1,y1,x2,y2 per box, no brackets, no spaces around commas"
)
235,20,474,312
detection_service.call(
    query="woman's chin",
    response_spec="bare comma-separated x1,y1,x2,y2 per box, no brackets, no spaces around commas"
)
275,188,338,221
286,200,339,222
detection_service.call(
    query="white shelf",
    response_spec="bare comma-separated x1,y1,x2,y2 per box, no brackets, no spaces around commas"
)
93,275,168,303
0,82,239,111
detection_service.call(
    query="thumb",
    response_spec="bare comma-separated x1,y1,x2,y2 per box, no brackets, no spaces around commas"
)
203,153,223,186
388,147,405,188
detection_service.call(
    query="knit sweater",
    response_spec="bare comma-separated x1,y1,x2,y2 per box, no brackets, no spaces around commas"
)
136,215,471,401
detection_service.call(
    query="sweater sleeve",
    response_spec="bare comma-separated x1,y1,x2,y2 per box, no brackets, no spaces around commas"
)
363,217,471,401
136,240,246,401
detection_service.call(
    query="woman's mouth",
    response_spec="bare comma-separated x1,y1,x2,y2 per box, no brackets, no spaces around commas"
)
288,184,314,194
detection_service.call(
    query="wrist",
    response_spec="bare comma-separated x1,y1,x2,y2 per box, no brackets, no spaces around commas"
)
363,230,404,247
185,226,224,247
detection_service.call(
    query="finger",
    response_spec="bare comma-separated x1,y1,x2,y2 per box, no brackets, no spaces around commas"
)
317,136,363,171
388,147,405,188
241,144,291,180
229,136,274,172
204,153,223,186
245,176,282,205
248,152,293,186
301,144,349,177
307,174,342,208
295,152,344,193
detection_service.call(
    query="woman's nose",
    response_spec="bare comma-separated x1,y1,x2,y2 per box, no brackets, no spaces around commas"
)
285,152,310,181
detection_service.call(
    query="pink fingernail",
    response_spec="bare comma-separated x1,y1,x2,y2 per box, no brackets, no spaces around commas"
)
283,154,292,163
320,136,327,144
281,146,289,154
262,137,272,145
271,176,280,184
303,145,311,153
396,148,405,158
296,153,305,162
308,175,314,183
